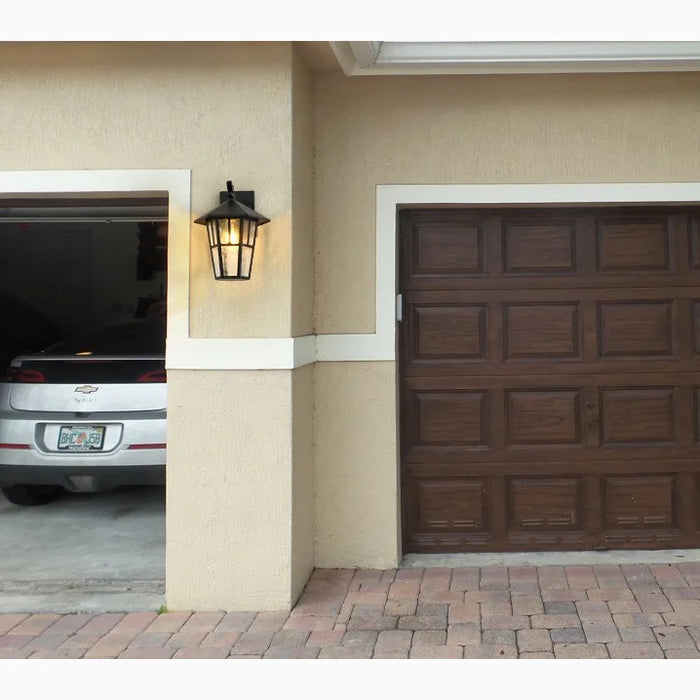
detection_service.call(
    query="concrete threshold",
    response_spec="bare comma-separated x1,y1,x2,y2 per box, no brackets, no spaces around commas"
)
0,578,165,613
401,548,700,568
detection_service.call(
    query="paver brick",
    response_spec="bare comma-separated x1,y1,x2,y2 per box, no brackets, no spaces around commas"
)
45,614,92,636
210,612,257,633
393,568,424,583
0,635,33,649
373,652,409,658
462,644,517,659
550,628,586,644
607,642,663,659
413,630,446,646
482,601,512,617
346,615,397,631
384,599,417,616
8,614,62,637
143,612,190,634
319,646,373,659
129,632,173,647
446,623,480,646
653,626,696,650
174,647,230,659
263,646,320,659
554,643,608,659
607,599,641,614
0,615,29,635
619,626,656,643
517,629,552,652
479,567,509,589
420,568,452,591
0,649,32,659
306,630,345,647
613,612,664,628
397,615,446,631
464,590,510,604
650,564,687,587
582,621,620,643
164,629,208,648
248,611,288,634
270,630,310,647
230,632,274,655
664,649,700,658
541,589,587,602
519,651,555,658
24,634,70,651
587,588,634,602
636,592,672,613
544,601,576,615
343,630,378,647
482,615,530,630
351,604,385,617
564,567,598,589
410,645,462,659
530,614,580,629
374,630,412,653
537,566,568,590
482,629,515,646
388,582,420,599
511,596,544,616
450,568,480,591
416,603,447,617
118,646,176,659
418,590,464,604
448,603,480,623
283,615,336,632
200,630,241,648
29,648,86,659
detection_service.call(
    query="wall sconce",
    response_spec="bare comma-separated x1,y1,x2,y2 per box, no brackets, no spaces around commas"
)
194,180,270,280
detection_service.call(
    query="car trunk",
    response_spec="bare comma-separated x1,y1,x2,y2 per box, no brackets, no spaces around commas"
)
7,358,166,412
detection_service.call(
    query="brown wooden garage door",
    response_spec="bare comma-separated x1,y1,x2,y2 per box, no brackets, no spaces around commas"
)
399,205,700,552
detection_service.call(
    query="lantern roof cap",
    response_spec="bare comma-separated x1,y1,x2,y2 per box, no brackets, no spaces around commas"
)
194,182,270,225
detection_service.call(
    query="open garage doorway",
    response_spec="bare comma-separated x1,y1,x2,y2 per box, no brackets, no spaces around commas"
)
0,192,168,612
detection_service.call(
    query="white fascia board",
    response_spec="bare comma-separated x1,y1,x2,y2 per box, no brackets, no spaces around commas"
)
331,41,700,75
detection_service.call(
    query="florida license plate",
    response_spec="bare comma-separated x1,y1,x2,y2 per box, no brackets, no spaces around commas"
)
58,425,106,451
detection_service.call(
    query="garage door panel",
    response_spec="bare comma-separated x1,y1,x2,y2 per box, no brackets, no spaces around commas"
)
400,206,700,552
503,220,577,275
505,303,582,360
412,305,487,360
506,390,582,446
596,217,672,273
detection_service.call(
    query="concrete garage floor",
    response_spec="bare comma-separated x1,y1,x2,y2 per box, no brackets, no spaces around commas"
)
0,485,165,613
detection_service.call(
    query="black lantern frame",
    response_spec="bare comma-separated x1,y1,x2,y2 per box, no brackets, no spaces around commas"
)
194,180,270,280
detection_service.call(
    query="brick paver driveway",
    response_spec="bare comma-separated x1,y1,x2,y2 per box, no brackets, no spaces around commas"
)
2,563,700,658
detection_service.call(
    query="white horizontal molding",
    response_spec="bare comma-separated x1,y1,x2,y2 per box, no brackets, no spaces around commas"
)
166,336,317,370
331,41,700,75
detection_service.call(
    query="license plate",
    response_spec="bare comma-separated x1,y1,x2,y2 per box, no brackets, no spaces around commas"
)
58,425,106,451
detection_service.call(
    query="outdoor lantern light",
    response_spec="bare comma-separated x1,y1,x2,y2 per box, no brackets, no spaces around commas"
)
194,180,270,280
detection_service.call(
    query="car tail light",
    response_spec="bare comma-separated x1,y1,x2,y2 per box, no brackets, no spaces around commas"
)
4,368,46,383
137,369,167,383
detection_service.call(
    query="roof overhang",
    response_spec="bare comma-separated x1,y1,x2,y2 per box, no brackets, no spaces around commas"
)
330,41,700,75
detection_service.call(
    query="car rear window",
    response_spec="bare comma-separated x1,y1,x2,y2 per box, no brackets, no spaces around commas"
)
43,320,166,356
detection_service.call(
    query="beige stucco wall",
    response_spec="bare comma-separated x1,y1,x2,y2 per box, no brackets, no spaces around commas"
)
313,71,700,334
314,361,400,568
291,365,315,597
0,41,314,609
0,41,294,339
311,70,700,568
166,370,295,610
291,49,315,338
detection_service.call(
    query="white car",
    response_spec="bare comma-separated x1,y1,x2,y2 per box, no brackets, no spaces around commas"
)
0,318,166,505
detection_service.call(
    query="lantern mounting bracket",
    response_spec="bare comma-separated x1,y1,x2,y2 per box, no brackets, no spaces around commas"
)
219,188,255,210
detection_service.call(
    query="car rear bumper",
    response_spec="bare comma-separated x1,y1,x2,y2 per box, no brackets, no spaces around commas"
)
0,463,164,491
0,410,166,491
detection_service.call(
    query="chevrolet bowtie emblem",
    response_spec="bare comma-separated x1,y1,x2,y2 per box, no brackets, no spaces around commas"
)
75,385,99,394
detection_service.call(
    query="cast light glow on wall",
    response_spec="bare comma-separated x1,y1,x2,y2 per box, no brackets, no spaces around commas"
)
194,180,270,280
